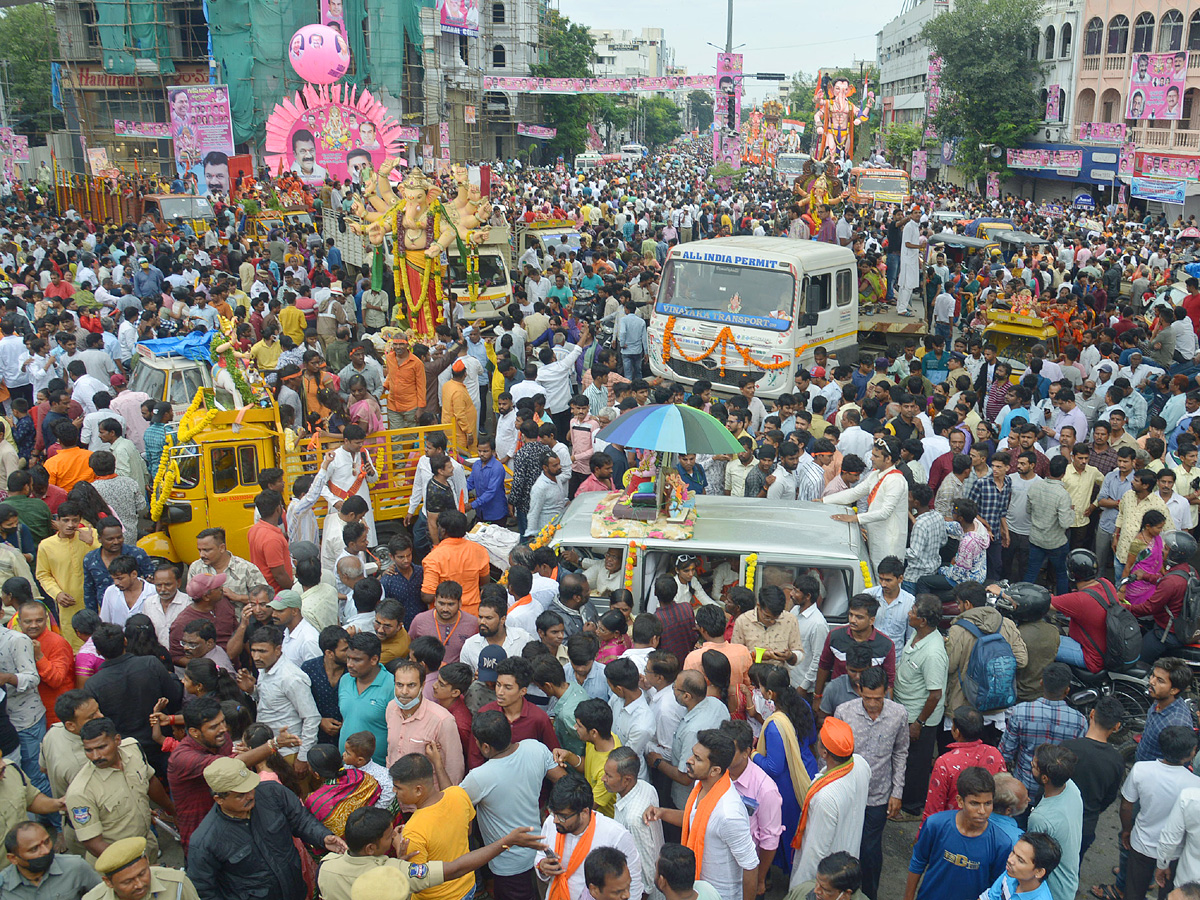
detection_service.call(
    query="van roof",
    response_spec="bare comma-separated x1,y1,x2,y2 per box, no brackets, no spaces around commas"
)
672,236,855,269
551,494,865,563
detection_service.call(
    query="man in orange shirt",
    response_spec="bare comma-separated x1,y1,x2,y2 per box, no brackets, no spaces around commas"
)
441,360,477,455
15,597,74,724
419,509,490,615
385,332,426,429
247,490,294,591
684,603,753,693
44,422,94,490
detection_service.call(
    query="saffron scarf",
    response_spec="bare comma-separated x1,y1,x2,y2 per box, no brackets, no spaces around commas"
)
755,711,812,803
680,773,733,877
548,812,597,900
791,759,855,849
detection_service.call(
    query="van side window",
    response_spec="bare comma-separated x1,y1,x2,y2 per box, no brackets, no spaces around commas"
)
807,274,831,313
238,446,259,486
836,269,853,307
211,446,238,495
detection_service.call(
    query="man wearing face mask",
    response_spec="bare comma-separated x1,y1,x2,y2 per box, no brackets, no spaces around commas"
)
1,821,100,897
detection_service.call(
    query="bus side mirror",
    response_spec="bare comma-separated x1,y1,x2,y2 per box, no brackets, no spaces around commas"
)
801,294,819,326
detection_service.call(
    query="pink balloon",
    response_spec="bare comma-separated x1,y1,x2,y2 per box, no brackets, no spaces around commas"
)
288,24,350,85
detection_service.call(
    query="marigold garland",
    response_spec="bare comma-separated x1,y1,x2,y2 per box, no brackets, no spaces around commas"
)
177,388,217,442
529,520,560,550
744,553,759,592
150,434,180,521
623,541,642,590
859,560,874,590
660,316,791,377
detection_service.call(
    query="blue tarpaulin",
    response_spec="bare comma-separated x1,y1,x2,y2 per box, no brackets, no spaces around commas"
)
137,333,214,363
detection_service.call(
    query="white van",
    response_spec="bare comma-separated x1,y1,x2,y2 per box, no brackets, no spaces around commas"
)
551,494,870,621
648,237,860,400
575,152,604,171
620,143,648,163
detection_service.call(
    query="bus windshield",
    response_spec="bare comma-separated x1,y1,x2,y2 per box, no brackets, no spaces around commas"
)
446,254,508,291
658,259,796,326
857,175,909,195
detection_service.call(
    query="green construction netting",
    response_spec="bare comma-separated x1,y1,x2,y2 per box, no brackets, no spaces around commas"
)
94,0,134,75
94,0,175,76
129,0,175,74
210,0,429,148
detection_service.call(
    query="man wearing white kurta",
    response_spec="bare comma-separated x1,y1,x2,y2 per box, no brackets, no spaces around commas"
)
822,439,910,565
895,211,921,316
789,718,873,889
321,429,379,544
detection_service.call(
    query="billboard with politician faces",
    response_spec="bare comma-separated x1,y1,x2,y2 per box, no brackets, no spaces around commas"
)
168,85,235,195
264,84,406,186
1126,51,1188,120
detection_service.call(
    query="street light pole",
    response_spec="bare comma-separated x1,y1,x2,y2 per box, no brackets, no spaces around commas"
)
725,0,733,54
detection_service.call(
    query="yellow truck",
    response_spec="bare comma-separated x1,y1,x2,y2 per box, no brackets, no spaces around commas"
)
981,308,1060,380
139,390,456,565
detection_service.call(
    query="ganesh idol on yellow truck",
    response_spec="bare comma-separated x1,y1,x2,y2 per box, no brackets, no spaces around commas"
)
648,236,861,400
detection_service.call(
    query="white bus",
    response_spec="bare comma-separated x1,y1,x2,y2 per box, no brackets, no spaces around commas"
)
647,237,860,400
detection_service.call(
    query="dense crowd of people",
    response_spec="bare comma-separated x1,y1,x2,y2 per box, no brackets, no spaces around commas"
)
5,137,1200,900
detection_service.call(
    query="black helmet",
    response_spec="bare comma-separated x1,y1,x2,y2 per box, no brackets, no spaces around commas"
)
1004,582,1052,624
1164,530,1198,566
1066,548,1098,582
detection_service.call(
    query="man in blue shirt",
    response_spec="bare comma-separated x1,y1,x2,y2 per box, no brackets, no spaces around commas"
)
468,437,509,525
548,273,573,306
578,266,604,296
905,766,1014,900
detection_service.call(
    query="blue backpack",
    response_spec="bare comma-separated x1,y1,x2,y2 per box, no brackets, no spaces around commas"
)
956,620,1018,712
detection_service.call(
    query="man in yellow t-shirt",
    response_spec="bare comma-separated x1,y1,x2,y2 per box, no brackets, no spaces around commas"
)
278,295,307,345
250,328,283,372
391,753,476,900
551,698,621,818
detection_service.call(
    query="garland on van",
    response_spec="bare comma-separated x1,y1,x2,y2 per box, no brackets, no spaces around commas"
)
529,519,561,550
859,560,873,590
150,435,180,521
660,316,791,378
744,553,759,592
177,388,217,443
624,541,642,590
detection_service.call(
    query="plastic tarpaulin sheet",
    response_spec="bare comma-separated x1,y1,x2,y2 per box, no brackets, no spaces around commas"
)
128,0,175,75
137,332,214,363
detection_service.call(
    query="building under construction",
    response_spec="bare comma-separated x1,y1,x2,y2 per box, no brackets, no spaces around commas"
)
51,0,550,174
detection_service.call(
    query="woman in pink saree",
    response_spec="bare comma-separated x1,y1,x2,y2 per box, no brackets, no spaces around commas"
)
1119,509,1167,606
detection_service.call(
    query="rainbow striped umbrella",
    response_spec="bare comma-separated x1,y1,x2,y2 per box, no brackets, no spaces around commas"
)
595,403,743,455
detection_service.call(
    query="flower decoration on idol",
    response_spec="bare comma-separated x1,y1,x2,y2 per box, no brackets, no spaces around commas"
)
288,23,351,84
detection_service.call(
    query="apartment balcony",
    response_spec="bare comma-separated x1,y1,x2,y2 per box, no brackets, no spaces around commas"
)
1127,125,1200,151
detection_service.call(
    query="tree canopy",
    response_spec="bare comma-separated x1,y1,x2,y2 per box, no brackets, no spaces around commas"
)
0,4,61,138
688,90,713,132
921,0,1044,179
530,9,594,156
641,96,682,148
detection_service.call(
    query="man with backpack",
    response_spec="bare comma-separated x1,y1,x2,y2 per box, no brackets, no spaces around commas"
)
943,582,1029,744
1052,549,1143,672
1125,531,1199,662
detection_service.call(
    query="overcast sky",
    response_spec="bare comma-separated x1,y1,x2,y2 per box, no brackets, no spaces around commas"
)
557,0,890,104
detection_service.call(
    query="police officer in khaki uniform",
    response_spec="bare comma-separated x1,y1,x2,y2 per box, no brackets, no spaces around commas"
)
39,690,103,855
62,719,173,864
83,837,199,900
0,758,65,870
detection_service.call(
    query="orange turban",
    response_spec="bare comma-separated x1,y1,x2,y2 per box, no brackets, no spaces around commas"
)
820,717,855,757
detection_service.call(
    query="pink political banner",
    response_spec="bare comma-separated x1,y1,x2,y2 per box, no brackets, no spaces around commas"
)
1135,150,1200,182
1076,122,1127,144
396,125,420,142
911,150,927,181
1046,84,1060,121
114,120,171,139
264,83,407,187
0,128,27,180
1126,51,1188,119
924,56,942,140
439,0,478,35
320,0,346,41
168,85,234,194
517,124,557,139
1005,147,1082,170
439,122,450,148
986,172,999,199
482,75,714,93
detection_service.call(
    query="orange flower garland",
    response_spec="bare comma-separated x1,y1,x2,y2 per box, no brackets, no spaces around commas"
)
659,316,791,377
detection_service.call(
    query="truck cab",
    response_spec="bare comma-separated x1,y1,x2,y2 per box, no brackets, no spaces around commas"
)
127,353,216,417
140,195,215,240
847,168,911,205
446,225,514,322
245,208,314,243
512,220,583,270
